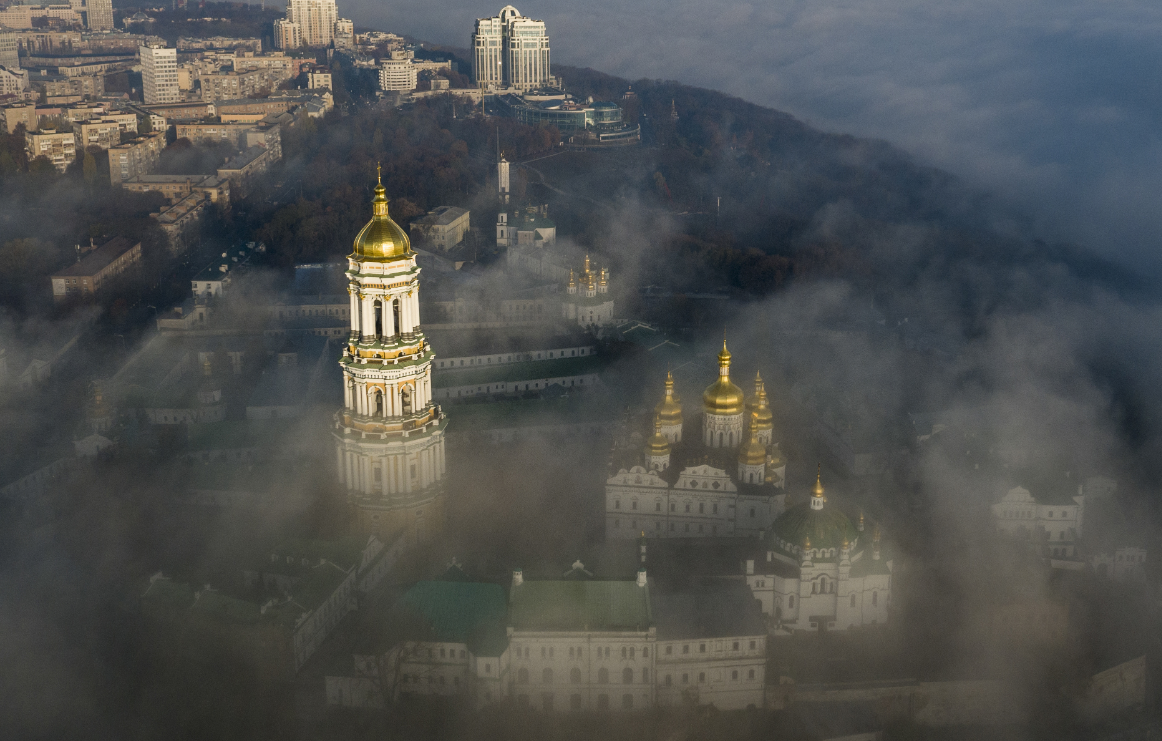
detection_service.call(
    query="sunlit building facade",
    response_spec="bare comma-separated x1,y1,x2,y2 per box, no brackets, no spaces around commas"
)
471,5,550,91
334,169,447,545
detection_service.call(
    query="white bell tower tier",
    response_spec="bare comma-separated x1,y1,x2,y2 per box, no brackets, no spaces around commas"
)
334,169,448,544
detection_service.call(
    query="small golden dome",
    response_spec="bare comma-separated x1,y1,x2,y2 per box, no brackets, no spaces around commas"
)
351,166,411,262
702,339,744,415
645,416,670,456
739,413,767,466
654,370,683,425
746,371,774,431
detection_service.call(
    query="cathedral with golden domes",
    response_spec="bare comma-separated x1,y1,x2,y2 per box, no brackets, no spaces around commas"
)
334,169,448,544
604,341,788,539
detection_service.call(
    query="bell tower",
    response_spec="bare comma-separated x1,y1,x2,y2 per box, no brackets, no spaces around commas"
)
334,169,448,544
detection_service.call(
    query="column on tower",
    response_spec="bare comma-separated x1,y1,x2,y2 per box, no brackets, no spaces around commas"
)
361,295,376,338
349,290,359,335
384,293,397,339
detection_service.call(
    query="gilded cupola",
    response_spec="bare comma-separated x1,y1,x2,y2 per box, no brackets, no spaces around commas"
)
645,416,671,457
738,412,767,466
352,166,411,262
702,339,744,415
746,371,774,432
654,370,683,425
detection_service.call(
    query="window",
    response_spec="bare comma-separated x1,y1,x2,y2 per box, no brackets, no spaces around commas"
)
642,668,649,683
656,502,662,512
543,668,553,684
685,504,691,513
732,641,739,650
518,668,529,684
748,669,755,680
642,647,648,658
615,500,620,510
750,508,756,518
597,694,609,710
665,674,672,686
699,503,704,514
699,643,706,653
670,503,675,512
788,596,795,608
570,694,582,710
485,663,491,674
622,694,634,709
665,646,672,656
682,673,689,684
629,647,635,659
682,645,689,655
851,594,857,607
440,648,446,658
623,667,633,684
542,693,554,711
621,647,627,659
699,672,706,683
713,503,718,514
632,500,637,510
570,667,581,684
732,670,738,680
598,668,609,684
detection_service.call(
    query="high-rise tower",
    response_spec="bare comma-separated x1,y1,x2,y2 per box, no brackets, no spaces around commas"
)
334,168,448,544
140,45,179,105
472,5,550,91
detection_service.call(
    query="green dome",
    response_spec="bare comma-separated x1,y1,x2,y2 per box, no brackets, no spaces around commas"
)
769,502,859,555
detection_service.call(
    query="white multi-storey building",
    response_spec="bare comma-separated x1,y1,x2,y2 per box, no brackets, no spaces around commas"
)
334,168,448,544
0,31,19,70
334,18,354,49
378,50,417,92
471,5,550,91
286,0,338,48
274,19,303,51
140,45,179,105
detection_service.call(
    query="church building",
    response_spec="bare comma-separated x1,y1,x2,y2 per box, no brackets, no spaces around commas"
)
334,169,448,544
604,342,787,539
561,255,614,328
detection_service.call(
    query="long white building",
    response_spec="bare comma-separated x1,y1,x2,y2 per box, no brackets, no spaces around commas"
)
471,5,550,91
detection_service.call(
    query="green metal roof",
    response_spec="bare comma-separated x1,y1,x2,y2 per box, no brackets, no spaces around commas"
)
769,501,860,554
509,580,652,633
433,355,605,389
391,581,509,656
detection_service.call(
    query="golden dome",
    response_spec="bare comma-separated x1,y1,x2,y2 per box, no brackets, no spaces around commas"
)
654,370,683,425
351,167,411,262
702,339,744,415
746,371,774,431
645,416,671,456
739,412,767,466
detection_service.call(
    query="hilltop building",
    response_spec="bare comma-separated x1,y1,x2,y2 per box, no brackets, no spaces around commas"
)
334,169,448,544
409,206,470,251
562,255,614,328
471,5,551,91
378,50,417,92
281,0,338,48
605,344,788,540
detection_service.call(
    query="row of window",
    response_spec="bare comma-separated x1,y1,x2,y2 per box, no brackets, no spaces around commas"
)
660,640,758,656
516,667,647,685
513,645,649,660
435,347,589,369
664,668,756,685
515,693,635,711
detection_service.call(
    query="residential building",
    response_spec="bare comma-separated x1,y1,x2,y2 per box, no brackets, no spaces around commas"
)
32,72,104,99
69,0,113,31
76,118,120,149
49,237,141,301
409,206,469,251
198,68,279,102
305,65,332,91
0,30,19,70
2,103,37,133
25,128,76,170
216,145,271,198
334,18,354,49
108,132,164,185
0,65,27,95
152,191,211,253
285,0,337,48
121,173,230,204
472,5,550,91
274,19,302,51
379,50,417,92
140,45,178,104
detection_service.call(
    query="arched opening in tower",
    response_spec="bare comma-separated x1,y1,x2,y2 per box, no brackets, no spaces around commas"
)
374,299,383,339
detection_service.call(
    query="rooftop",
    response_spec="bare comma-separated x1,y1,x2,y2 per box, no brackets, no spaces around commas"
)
51,237,138,278
390,580,508,655
652,582,766,640
509,578,652,633
432,353,604,389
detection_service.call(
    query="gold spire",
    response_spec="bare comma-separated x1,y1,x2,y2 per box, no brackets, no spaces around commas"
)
567,268,576,288
584,254,590,274
645,415,671,457
746,370,774,432
739,411,767,466
702,338,744,415
203,358,212,377
599,266,608,286
810,464,826,510
352,170,411,262
654,370,683,425
804,535,811,550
